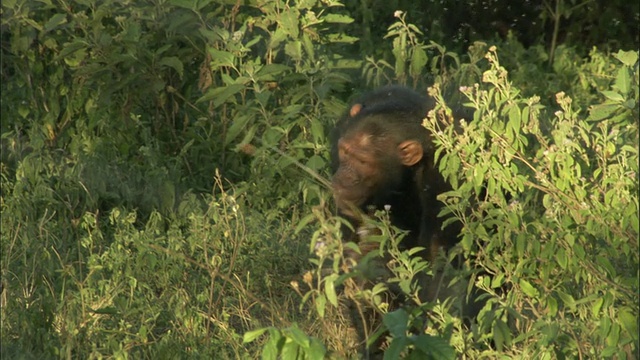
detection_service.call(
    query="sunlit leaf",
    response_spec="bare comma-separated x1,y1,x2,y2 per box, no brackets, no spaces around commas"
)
243,328,269,343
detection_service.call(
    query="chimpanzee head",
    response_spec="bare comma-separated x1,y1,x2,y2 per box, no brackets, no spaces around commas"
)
330,86,432,216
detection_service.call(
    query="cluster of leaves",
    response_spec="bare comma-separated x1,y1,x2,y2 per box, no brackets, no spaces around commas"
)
424,47,638,358
1,0,355,358
263,17,638,360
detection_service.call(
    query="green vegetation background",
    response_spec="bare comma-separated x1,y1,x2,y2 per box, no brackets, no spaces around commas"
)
1,0,638,359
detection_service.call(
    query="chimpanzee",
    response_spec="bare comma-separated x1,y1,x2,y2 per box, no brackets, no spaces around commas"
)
330,85,475,357
330,85,460,263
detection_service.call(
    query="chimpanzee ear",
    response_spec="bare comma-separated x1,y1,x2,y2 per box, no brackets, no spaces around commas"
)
397,140,423,166
350,103,363,117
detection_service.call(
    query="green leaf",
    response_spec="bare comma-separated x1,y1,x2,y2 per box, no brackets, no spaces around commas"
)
315,293,326,318
618,308,638,341
412,334,455,360
601,90,624,103
323,14,354,24
508,104,521,135
262,329,283,359
208,48,236,68
255,64,291,80
596,255,616,277
613,67,631,94
307,338,327,360
540,323,559,346
555,248,567,269
225,114,253,146
325,33,360,44
492,319,512,351
519,279,539,298
285,41,303,61
285,325,310,348
280,9,300,38
197,83,245,107
44,13,67,33
491,273,505,288
159,56,184,78
280,341,301,360
383,309,408,337
591,296,604,317
56,41,86,61
324,274,338,306
409,47,428,78
613,50,639,67
384,336,408,360
587,104,618,121
556,290,575,310
243,327,269,343
564,234,575,246
90,306,118,315
547,296,558,317
306,155,325,171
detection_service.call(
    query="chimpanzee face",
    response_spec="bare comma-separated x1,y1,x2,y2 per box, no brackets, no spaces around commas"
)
331,118,424,217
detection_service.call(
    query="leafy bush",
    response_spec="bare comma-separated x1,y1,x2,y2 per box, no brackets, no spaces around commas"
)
425,46,638,359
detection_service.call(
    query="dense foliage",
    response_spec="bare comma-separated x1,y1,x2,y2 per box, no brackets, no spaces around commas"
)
1,0,638,359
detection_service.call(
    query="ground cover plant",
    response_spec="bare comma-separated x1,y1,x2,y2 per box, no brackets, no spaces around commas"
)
1,0,638,359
